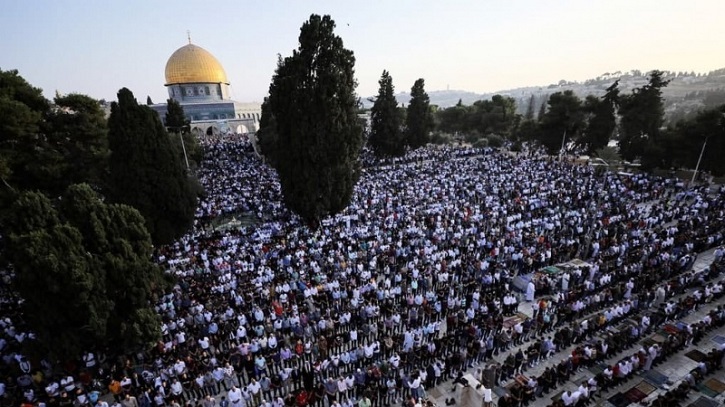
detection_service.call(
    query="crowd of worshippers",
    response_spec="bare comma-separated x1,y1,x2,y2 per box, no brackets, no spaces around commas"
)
1,138,725,407
487,266,725,407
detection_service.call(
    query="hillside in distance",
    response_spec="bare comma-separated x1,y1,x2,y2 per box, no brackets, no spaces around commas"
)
366,68,725,123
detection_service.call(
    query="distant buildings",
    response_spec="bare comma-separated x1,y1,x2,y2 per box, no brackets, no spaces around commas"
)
150,41,261,135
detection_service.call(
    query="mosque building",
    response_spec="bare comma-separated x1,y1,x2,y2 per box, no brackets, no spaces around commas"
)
150,39,261,135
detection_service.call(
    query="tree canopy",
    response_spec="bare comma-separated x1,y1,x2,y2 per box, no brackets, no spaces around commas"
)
537,90,585,155
107,88,198,245
257,14,363,225
0,69,108,208
369,70,404,157
5,184,166,360
579,80,619,154
405,78,433,149
435,94,518,140
618,70,669,161
165,99,202,167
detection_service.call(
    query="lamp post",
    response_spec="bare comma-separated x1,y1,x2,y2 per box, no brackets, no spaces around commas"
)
690,136,707,186
559,130,567,162
175,128,190,171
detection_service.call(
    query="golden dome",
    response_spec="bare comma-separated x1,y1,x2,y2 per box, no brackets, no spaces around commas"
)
165,43,229,85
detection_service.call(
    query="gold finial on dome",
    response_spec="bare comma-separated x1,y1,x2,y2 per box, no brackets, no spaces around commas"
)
187,30,191,44
164,42,229,85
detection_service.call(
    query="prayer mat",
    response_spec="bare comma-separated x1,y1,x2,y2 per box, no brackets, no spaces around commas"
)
550,390,564,402
503,313,528,329
641,369,668,387
685,349,708,363
688,396,719,407
624,387,647,403
607,392,629,407
649,333,666,344
703,377,725,394
663,324,681,334
493,386,508,398
712,335,725,346
697,383,718,398
634,380,657,395
641,337,657,348
426,387,443,399
588,363,605,376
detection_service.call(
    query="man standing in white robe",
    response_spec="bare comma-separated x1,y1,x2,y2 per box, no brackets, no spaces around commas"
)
526,281,535,302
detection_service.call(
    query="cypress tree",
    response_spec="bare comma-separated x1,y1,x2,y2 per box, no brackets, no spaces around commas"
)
259,14,363,226
369,70,404,157
107,88,197,245
405,78,433,149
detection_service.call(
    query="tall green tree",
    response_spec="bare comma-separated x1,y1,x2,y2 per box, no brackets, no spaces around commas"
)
5,184,165,360
580,80,619,154
0,69,50,199
524,94,536,121
108,88,197,245
369,70,404,157
618,70,669,161
165,98,189,133
537,90,584,155
258,14,363,225
405,78,433,149
0,70,108,205
165,99,202,166
257,96,280,165
537,95,548,121
436,101,469,134
671,104,725,175
44,93,110,193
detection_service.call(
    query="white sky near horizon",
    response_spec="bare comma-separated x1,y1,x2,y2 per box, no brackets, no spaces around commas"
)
2,0,724,104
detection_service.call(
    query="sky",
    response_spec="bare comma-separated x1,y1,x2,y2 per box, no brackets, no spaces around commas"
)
3,0,725,104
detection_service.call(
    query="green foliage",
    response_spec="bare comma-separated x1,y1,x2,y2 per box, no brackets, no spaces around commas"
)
537,90,585,155
515,119,538,142
165,98,190,133
369,70,404,157
436,103,469,134
670,105,725,175
430,132,452,145
486,134,504,148
472,138,489,148
594,146,621,164
0,69,108,210
464,130,483,144
0,69,50,199
537,95,548,121
44,93,110,192
5,185,165,360
618,70,669,161
165,99,202,167
580,81,619,154
435,95,519,139
108,88,197,245
258,14,363,225
257,96,280,165
405,78,433,149
525,94,536,121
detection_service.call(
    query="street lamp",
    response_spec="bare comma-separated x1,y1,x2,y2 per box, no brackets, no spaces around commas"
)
690,136,707,186
559,130,567,162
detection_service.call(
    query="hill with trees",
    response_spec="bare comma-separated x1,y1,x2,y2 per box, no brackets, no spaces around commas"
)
368,68,725,124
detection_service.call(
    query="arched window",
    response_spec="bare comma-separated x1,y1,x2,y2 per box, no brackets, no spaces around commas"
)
205,86,210,95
